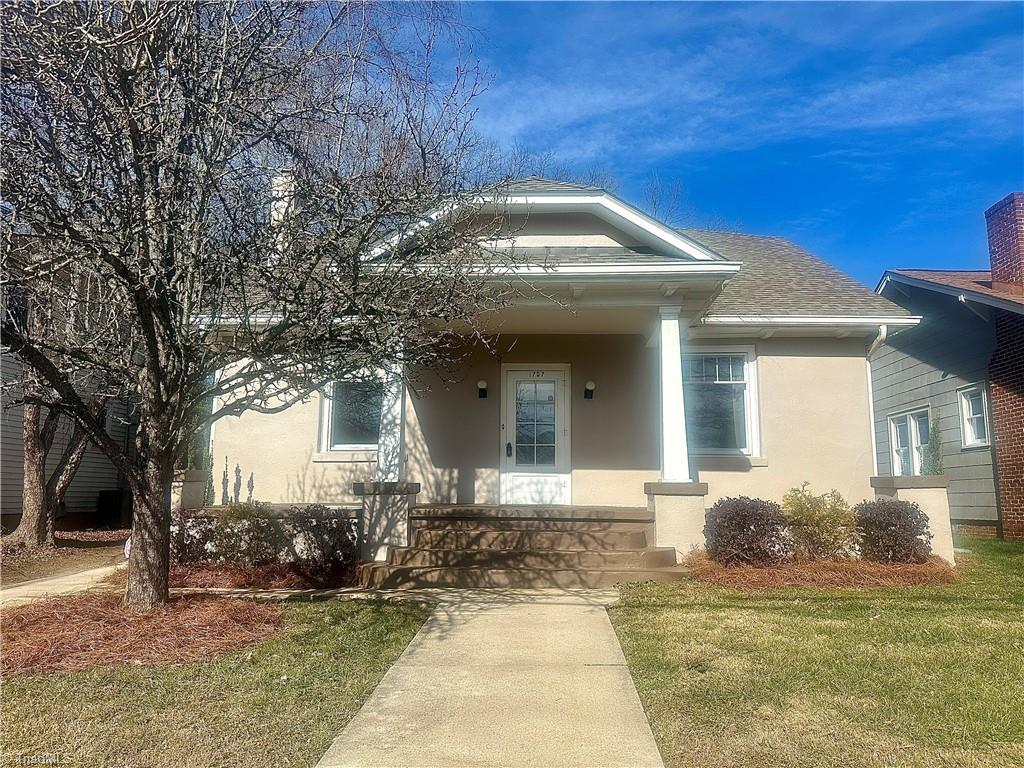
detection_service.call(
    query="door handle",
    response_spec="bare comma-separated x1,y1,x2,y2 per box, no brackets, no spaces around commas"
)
506,442,512,457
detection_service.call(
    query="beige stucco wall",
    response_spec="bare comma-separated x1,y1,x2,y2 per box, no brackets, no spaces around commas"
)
209,334,877,509
209,391,375,505
695,337,876,506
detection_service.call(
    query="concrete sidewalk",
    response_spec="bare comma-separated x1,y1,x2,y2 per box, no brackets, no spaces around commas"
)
316,588,664,768
0,563,124,607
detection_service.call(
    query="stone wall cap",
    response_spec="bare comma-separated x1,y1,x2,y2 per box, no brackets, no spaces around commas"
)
352,481,421,496
870,475,950,490
644,481,709,497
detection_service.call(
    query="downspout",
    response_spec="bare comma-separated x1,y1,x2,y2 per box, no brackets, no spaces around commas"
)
865,324,888,476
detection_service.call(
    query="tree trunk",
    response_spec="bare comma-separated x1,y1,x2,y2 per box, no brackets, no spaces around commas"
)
11,402,53,549
46,429,92,532
124,453,174,612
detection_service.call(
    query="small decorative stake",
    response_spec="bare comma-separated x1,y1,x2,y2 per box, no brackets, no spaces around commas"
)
477,379,488,398
584,380,596,400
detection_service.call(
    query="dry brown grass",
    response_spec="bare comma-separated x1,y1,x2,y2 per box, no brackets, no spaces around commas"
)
1,592,282,676
685,551,959,590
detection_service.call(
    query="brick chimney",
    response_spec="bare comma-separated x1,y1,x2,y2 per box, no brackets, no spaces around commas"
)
985,192,1024,292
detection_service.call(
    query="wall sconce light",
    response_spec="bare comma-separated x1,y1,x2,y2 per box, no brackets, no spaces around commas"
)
584,380,596,400
477,379,488,398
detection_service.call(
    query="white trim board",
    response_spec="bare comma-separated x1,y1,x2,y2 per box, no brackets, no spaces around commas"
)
371,189,726,262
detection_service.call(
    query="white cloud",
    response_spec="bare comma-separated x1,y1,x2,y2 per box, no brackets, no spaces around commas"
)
467,3,1023,163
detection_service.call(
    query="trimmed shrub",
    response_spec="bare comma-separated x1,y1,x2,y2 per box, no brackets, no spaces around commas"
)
704,496,794,566
171,504,358,567
782,483,858,560
854,499,933,564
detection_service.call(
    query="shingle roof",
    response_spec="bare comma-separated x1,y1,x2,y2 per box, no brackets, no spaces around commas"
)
889,269,1024,310
680,229,912,318
503,176,605,194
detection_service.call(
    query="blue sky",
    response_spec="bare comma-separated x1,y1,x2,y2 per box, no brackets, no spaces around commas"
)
460,1,1024,285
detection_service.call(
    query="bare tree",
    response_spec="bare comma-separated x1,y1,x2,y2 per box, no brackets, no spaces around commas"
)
1,1,514,610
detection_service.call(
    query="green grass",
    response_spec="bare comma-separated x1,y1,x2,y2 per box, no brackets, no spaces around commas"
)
1,599,431,768
609,538,1024,768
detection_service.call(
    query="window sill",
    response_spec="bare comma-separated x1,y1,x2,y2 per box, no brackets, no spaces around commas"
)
694,454,768,470
313,450,378,464
961,443,991,452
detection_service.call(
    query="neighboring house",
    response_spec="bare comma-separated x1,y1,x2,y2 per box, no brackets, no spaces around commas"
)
873,192,1024,541
0,360,132,533
210,177,918,522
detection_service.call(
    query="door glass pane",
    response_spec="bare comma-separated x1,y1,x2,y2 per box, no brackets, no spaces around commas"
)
513,376,557,467
516,446,534,465
516,423,535,444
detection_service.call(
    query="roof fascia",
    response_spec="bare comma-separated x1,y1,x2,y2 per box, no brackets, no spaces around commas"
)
701,315,921,327
491,192,723,261
879,271,1024,316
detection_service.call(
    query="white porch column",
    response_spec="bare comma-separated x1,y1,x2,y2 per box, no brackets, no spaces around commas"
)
658,306,692,482
375,364,406,482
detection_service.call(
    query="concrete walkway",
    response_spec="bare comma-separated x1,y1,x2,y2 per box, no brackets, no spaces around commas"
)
0,563,124,607
316,588,665,768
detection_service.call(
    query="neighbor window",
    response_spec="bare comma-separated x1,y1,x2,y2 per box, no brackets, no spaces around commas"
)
958,385,990,448
888,409,930,476
683,350,759,455
325,380,383,449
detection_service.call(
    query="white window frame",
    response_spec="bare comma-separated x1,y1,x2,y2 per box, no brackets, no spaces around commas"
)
683,345,761,457
887,406,931,476
319,375,384,453
957,384,991,449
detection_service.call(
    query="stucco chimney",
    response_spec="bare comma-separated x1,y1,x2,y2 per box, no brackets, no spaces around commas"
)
985,192,1024,291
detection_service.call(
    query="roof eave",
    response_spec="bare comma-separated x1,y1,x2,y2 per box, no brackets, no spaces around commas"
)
879,271,1024,316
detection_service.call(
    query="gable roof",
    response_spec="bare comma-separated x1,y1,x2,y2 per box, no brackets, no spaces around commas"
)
680,229,914,320
880,269,1024,314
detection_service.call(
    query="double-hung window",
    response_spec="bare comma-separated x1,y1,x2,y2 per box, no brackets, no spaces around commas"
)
888,408,930,476
323,379,384,451
682,349,759,455
958,385,990,448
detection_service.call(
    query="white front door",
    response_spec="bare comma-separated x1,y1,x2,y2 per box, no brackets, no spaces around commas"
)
500,366,571,504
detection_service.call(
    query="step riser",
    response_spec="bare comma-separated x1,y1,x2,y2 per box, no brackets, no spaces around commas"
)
411,530,648,550
413,506,651,522
388,548,677,569
411,519,652,533
361,566,687,590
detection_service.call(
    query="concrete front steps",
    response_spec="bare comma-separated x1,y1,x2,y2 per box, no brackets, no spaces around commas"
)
360,504,688,589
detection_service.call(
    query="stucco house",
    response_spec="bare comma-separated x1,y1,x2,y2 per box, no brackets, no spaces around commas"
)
872,192,1024,541
208,178,926,585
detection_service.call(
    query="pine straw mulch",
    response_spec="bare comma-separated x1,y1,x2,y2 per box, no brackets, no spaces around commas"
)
103,560,361,590
1,592,282,677
1,529,130,568
685,552,959,590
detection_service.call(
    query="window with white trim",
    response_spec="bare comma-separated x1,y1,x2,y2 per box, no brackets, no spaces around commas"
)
324,380,383,450
958,385,990,448
683,349,759,455
888,408,930,476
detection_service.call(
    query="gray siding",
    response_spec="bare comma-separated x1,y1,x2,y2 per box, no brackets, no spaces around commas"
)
1,357,131,530
870,286,998,522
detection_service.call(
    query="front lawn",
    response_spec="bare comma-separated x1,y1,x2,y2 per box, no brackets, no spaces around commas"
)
610,538,1024,768
2,599,431,768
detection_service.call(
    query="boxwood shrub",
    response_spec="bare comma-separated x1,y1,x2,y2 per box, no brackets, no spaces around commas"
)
704,496,794,566
782,483,858,560
854,498,933,563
